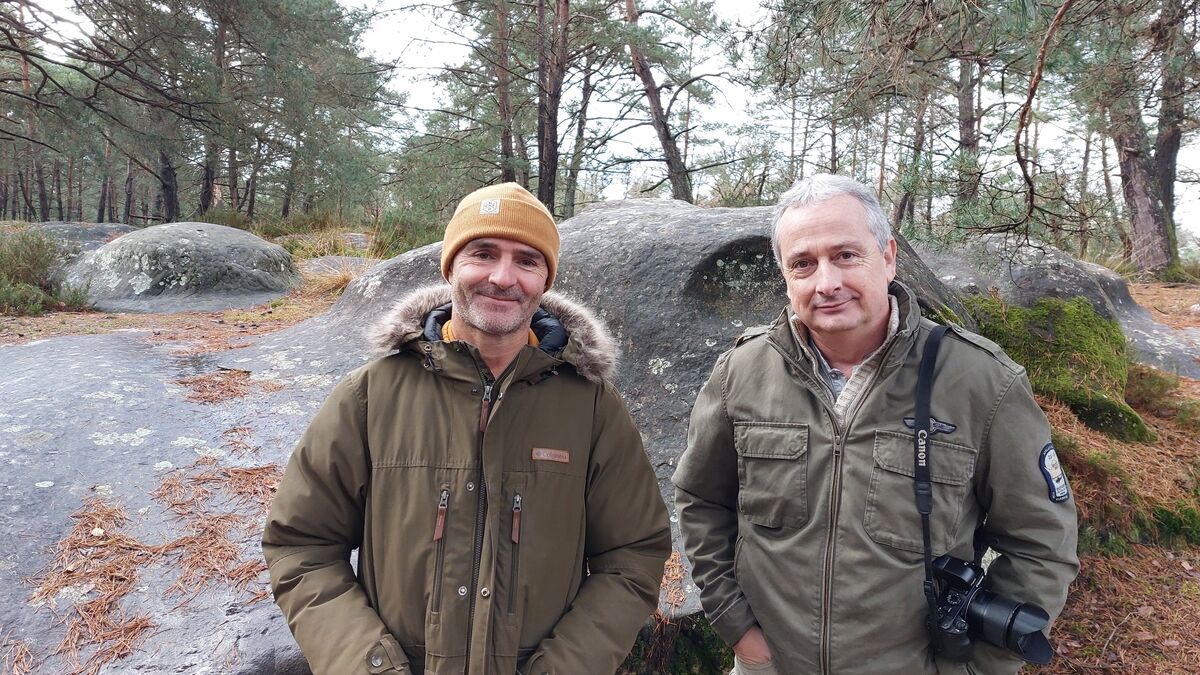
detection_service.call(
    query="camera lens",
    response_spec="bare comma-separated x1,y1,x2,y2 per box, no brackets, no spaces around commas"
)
965,591,1053,665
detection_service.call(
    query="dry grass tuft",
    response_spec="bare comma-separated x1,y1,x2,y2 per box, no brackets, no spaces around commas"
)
164,513,246,601
299,268,356,297
173,369,251,403
2,636,34,675
659,551,687,614
221,426,257,457
25,499,162,675
173,368,284,404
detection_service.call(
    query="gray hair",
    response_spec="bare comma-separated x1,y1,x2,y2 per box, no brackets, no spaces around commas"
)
769,174,893,265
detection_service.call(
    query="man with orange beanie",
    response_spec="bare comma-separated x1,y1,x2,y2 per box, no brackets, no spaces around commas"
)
264,182,671,675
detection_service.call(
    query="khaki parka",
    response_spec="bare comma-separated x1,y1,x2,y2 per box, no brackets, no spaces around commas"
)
263,286,671,675
673,282,1079,675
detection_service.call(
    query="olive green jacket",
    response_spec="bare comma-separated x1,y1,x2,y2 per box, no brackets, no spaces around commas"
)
263,286,671,675
673,282,1079,675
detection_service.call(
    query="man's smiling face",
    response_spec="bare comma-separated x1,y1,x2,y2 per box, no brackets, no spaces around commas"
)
776,194,896,346
449,237,549,338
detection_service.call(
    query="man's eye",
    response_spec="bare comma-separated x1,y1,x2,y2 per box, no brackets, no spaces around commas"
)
838,251,856,260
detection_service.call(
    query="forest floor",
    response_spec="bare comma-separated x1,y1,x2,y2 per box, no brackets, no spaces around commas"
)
1032,281,1200,674
0,279,340,350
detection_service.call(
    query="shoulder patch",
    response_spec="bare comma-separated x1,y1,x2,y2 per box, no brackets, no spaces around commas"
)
734,324,771,347
1039,443,1071,503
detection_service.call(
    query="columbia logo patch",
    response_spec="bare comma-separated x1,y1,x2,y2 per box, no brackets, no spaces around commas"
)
1040,443,1070,503
532,447,570,463
479,198,501,215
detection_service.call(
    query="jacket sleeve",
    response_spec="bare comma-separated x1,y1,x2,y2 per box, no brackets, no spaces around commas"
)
261,370,411,675
969,371,1080,675
521,382,672,675
670,353,759,647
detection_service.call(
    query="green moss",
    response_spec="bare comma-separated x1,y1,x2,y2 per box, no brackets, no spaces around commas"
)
1150,503,1200,545
927,303,962,327
964,295,1154,442
620,615,733,675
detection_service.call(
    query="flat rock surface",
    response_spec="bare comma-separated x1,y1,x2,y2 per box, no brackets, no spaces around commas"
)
66,222,300,314
298,255,379,276
0,200,970,672
916,235,1200,378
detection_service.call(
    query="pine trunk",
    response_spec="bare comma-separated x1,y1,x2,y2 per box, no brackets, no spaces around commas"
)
624,0,692,202
53,158,64,220
159,149,180,222
1109,96,1176,274
562,65,594,219
122,158,134,224
495,0,518,184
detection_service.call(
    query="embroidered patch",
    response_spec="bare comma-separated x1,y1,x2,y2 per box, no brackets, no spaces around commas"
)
902,416,958,435
532,447,570,463
1039,443,1070,503
479,198,501,215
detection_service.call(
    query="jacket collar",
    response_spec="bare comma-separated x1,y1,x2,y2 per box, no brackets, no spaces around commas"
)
367,285,618,383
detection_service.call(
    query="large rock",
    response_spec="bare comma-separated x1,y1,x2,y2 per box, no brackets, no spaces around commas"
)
0,200,963,673
916,235,1200,378
66,222,299,313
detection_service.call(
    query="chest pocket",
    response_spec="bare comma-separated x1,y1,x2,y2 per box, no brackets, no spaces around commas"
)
864,430,978,554
734,422,809,529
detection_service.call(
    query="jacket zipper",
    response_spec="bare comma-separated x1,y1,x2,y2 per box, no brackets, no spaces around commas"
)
432,487,450,612
464,380,494,675
509,493,522,614
818,336,903,675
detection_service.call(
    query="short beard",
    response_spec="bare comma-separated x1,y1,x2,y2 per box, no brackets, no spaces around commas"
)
452,282,536,337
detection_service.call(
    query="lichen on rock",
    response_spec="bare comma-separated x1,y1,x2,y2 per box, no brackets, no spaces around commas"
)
965,294,1155,442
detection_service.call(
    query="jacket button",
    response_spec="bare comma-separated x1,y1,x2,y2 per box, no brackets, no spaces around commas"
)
370,654,383,667
480,587,490,598
466,482,475,491
457,586,468,596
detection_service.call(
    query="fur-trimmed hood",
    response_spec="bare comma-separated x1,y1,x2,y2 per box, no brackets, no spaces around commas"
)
367,285,618,382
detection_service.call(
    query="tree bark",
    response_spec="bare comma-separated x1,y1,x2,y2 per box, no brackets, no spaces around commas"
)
122,157,134,224
246,138,262,222
535,0,569,213
878,107,889,197
1079,131,1092,257
228,146,240,212
829,114,838,173
624,0,692,202
282,152,298,218
1153,0,1189,222
158,149,180,222
494,0,518,183
563,64,594,219
53,158,64,220
96,141,112,223
955,56,980,205
1100,133,1131,261
1109,98,1176,274
199,18,228,215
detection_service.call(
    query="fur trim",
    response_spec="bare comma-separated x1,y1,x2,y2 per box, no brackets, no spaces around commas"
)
367,284,619,382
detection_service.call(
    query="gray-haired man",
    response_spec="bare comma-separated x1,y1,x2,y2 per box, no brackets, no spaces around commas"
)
673,174,1079,674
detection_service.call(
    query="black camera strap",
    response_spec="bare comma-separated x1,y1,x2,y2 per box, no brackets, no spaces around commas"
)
915,324,950,619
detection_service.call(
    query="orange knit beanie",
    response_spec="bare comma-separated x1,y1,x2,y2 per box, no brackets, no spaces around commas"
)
440,183,560,288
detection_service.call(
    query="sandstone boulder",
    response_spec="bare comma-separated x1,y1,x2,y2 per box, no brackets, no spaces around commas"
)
66,222,299,313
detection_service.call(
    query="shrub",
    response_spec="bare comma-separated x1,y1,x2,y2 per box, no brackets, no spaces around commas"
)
0,227,90,316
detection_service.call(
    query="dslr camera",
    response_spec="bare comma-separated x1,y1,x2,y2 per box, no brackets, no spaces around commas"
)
927,555,1054,665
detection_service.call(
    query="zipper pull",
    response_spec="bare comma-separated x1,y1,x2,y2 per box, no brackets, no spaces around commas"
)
479,383,494,432
511,493,522,543
433,488,449,541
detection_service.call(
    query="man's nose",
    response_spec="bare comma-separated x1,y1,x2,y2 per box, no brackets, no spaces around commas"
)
813,262,842,295
488,257,517,287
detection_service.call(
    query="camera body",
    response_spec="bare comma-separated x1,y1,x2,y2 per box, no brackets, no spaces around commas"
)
927,555,1054,665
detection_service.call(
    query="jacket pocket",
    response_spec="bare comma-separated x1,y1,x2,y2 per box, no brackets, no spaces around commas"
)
733,422,809,528
864,430,977,553
431,485,450,613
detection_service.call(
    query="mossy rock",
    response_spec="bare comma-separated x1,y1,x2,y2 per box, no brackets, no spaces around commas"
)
619,615,733,675
964,295,1154,442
